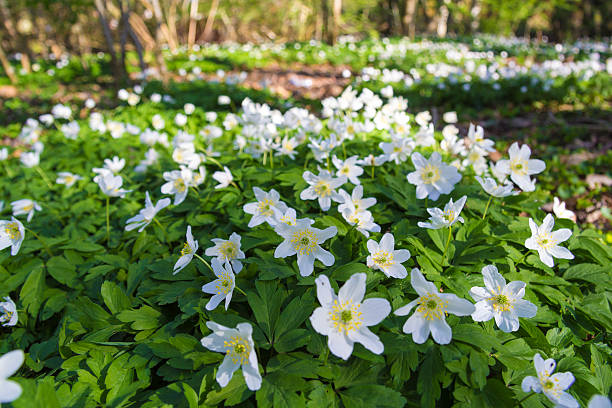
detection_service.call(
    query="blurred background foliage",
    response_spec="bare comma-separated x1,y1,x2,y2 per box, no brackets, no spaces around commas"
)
0,0,609,63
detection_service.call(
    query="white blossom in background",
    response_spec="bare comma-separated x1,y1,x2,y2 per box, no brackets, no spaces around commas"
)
443,111,458,123
205,233,245,273
56,172,83,187
467,123,495,152
469,265,537,332
11,199,41,222
521,354,579,408
125,192,171,232
243,187,288,228
151,114,165,130
212,166,234,189
332,156,364,185
418,196,467,230
98,174,130,198
276,207,297,226
184,103,195,115
525,214,574,267
0,217,25,256
380,136,414,164
51,103,71,119
407,152,462,200
274,219,336,277
588,396,612,408
337,185,377,214
202,259,235,311
174,113,187,127
218,95,231,105
310,273,390,360
174,225,198,274
20,151,40,168
300,170,346,211
61,121,80,140
366,233,411,279
0,350,25,403
475,176,514,198
0,297,18,327
496,142,545,192
161,167,193,205
552,197,576,221
340,202,380,237
395,269,475,344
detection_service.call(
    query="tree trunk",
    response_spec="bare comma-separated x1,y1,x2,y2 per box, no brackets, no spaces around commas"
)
187,0,198,48
201,0,219,42
0,35,17,84
94,0,124,82
331,0,341,44
321,0,330,44
403,0,418,37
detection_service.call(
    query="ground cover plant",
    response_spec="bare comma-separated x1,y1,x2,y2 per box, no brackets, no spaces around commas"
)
0,36,611,408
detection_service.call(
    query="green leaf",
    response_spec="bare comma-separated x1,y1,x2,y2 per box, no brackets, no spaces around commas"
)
340,384,407,408
46,256,78,286
101,281,132,314
20,267,46,318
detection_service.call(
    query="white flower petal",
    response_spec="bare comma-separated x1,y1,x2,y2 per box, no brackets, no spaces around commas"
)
349,327,384,355
338,273,366,304
216,355,240,387
327,331,354,360
430,318,452,345
360,298,390,326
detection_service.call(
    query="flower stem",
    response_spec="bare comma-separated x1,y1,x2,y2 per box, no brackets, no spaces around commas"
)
25,227,53,256
342,143,347,160
231,181,241,192
35,165,53,189
194,253,214,273
106,197,110,245
326,155,330,171
442,225,452,265
516,251,529,266
371,164,375,179
482,196,493,220
235,286,247,297
270,151,274,169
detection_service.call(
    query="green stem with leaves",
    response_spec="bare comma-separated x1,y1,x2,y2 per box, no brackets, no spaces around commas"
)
35,165,53,189
442,225,452,265
516,392,536,406
194,253,214,273
106,197,110,244
25,227,53,257
234,286,247,297
482,196,493,220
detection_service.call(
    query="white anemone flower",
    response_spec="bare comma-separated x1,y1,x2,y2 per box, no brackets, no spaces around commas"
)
274,219,336,277
469,265,537,332
495,142,545,192
20,151,40,168
98,174,130,198
56,172,82,187
205,233,245,273
161,167,193,205
212,166,234,189
200,321,262,391
338,185,376,214
340,204,380,237
521,353,579,408
0,297,18,327
588,396,612,408
406,152,462,200
418,196,467,230
524,214,574,267
310,273,390,360
552,197,576,222
202,259,235,311
332,155,364,185
0,217,25,256
0,350,25,403
174,225,198,274
276,208,297,226
125,192,171,232
366,233,411,279
300,170,346,211
395,269,475,345
11,199,42,222
243,187,288,228
475,176,514,198
467,123,495,152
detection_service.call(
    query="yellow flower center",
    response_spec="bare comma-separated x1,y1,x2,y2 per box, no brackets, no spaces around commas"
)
215,271,233,295
314,181,331,197
180,242,192,256
223,336,250,364
372,250,394,269
490,294,514,312
0,311,13,323
421,164,441,184
4,222,21,240
219,241,238,260
510,159,528,176
174,178,186,192
443,209,455,223
416,293,448,321
330,299,363,334
257,199,275,217
536,233,556,250
290,228,317,255
539,374,561,395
